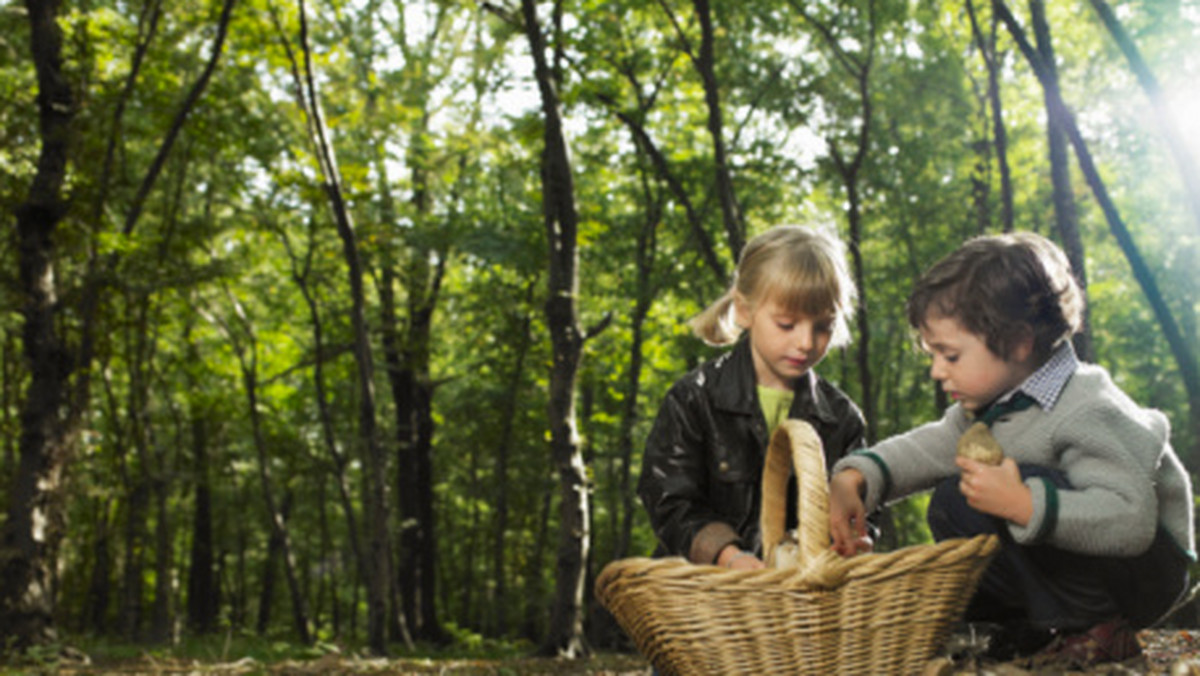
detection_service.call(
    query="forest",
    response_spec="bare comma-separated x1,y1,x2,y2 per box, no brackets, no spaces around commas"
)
2,0,1199,667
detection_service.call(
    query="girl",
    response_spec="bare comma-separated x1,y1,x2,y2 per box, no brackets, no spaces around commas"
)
638,225,869,570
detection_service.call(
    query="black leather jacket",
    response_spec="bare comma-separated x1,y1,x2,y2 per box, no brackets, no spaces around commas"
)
637,339,867,564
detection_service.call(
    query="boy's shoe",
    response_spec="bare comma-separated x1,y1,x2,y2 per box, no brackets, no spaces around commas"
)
984,620,1055,661
1028,618,1142,668
945,621,1054,663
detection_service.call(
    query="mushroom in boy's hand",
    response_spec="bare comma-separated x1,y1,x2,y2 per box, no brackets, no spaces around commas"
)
957,422,1004,466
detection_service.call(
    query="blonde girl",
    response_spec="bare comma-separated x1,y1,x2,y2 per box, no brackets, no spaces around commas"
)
638,225,869,570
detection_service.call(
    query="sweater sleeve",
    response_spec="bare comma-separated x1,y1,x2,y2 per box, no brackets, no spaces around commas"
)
831,406,969,511
1006,400,1166,556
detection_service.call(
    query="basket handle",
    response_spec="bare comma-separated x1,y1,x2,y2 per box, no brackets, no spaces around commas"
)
760,419,829,568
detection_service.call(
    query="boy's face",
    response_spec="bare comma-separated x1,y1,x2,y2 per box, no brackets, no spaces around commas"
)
918,315,1035,412
737,294,834,391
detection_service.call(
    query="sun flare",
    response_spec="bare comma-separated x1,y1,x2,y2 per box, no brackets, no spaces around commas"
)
1165,86,1200,170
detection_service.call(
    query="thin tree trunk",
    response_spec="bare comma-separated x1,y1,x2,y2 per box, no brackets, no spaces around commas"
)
794,0,878,441
1028,0,1094,361
274,216,368,625
692,0,744,259
996,0,1200,454
186,406,217,634
256,503,281,635
604,99,725,280
121,0,236,235
149,472,172,643
83,498,113,634
119,478,148,640
376,132,446,646
290,0,401,653
615,165,661,560
238,344,312,643
1087,0,1200,234
521,0,590,658
966,0,1014,232
491,289,534,635
522,487,554,642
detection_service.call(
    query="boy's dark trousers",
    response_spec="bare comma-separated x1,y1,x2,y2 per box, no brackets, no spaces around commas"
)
926,465,1189,631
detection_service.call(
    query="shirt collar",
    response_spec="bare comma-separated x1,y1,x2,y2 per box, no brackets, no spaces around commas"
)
1009,340,1078,411
710,340,834,423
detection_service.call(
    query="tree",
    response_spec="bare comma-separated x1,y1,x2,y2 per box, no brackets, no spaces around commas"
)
519,0,591,657
288,0,401,653
996,0,1200,454
965,0,1014,232
1086,0,1200,235
790,0,880,441
1028,0,1093,362
2,0,77,649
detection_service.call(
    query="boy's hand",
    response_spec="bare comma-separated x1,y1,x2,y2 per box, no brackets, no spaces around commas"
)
829,469,873,557
956,456,1033,526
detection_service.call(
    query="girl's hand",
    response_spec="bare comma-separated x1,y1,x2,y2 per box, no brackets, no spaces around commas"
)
829,469,872,557
956,456,1033,526
716,544,765,570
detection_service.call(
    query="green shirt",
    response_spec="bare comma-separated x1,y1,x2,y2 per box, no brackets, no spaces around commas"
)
757,385,795,438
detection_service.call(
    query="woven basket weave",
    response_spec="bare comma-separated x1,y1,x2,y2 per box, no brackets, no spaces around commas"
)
595,419,999,675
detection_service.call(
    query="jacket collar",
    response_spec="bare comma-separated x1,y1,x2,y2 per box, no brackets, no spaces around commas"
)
709,339,839,425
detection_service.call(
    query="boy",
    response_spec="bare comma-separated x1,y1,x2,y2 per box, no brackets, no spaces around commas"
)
828,232,1194,667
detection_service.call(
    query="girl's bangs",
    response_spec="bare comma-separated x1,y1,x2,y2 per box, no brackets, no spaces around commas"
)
770,261,841,320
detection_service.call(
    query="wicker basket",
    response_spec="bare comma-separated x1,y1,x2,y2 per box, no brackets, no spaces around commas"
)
595,419,999,675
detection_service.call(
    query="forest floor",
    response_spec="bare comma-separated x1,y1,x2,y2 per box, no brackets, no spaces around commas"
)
3,630,1198,674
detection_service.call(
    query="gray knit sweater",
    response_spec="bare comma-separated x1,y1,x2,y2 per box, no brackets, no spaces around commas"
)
833,363,1196,559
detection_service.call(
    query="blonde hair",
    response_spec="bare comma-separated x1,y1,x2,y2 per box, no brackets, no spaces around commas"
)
690,225,857,347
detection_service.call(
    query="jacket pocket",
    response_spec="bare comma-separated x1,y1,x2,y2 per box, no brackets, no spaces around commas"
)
711,441,752,482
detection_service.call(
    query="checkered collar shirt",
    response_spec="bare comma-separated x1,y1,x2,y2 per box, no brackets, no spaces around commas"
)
996,340,1079,412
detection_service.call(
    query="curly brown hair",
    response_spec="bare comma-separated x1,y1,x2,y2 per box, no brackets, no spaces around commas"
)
906,232,1085,363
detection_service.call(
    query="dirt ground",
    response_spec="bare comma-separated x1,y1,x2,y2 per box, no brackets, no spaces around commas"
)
29,630,1200,675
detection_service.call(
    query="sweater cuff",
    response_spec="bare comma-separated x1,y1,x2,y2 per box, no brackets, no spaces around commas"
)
1008,476,1058,545
832,450,889,512
689,521,742,565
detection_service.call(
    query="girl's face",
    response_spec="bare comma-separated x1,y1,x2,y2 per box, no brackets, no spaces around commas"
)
918,314,1035,412
736,293,834,390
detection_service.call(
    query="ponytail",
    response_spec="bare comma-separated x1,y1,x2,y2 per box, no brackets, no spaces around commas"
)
689,288,742,346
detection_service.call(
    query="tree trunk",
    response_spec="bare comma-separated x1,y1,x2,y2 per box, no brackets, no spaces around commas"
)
275,216,368,632
693,0,744,259
376,119,446,644
83,499,113,634
119,477,148,640
149,473,173,643
186,408,217,634
238,347,312,643
795,0,878,441
1,0,75,649
522,487,554,643
604,99,725,280
491,291,534,636
522,0,590,658
615,168,661,561
256,503,281,635
1028,0,1094,361
290,0,400,653
996,0,1200,455
1087,0,1200,234
966,0,1014,232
